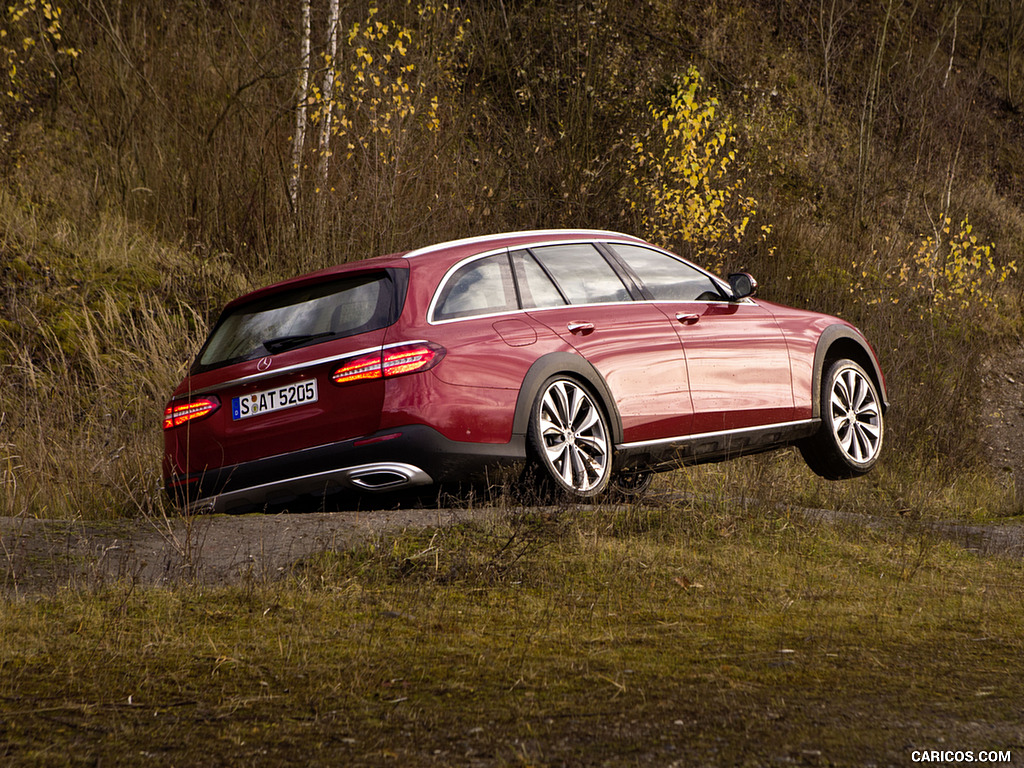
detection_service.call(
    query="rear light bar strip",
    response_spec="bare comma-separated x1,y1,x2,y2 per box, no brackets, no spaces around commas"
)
169,341,437,400
332,342,445,385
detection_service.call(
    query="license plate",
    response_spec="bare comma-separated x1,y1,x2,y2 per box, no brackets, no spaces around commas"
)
232,379,318,421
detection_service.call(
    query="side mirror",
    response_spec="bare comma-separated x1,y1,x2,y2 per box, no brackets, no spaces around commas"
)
728,272,758,300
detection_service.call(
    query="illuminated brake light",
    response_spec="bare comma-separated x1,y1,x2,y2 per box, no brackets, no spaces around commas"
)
331,353,384,385
162,396,220,430
331,343,445,385
383,344,443,377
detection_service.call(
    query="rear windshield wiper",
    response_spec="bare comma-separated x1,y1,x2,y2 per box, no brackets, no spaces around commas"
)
262,332,334,354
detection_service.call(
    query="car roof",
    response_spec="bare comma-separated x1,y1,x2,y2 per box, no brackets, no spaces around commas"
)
221,230,647,312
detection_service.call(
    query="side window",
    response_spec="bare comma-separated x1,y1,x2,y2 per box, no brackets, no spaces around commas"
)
611,244,725,302
434,254,518,321
529,244,631,304
510,249,567,309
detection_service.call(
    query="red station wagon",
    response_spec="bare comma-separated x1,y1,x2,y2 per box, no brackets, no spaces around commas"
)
163,230,887,512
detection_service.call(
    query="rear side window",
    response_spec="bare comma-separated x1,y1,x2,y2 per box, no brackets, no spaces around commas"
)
194,271,402,371
510,249,566,309
433,254,518,321
529,244,631,304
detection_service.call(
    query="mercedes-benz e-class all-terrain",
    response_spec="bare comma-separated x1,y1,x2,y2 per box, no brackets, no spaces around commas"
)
163,230,887,512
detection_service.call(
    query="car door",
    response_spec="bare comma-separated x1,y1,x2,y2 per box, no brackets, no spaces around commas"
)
517,243,694,442
606,243,795,434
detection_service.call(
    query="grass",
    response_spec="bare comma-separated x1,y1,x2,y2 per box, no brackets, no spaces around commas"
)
3,486,1024,766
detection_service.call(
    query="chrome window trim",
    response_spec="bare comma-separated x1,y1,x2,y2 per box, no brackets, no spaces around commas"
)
428,297,758,327
427,247,517,324
173,340,430,399
425,237,756,326
427,237,633,325
603,241,735,300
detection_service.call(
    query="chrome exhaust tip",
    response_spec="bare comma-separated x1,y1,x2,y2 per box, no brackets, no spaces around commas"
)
346,463,433,491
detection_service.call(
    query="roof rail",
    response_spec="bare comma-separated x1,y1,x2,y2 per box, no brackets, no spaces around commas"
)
402,229,643,259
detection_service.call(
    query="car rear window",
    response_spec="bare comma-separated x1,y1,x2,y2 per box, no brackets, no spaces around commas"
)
193,270,404,371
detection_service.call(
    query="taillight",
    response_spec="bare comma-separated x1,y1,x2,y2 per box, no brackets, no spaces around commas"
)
162,396,221,430
383,343,443,376
332,342,445,385
331,353,384,384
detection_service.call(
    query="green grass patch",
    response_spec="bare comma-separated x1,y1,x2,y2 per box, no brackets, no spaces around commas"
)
3,500,1023,766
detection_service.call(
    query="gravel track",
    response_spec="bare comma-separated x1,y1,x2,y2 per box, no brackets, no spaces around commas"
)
3,494,1023,596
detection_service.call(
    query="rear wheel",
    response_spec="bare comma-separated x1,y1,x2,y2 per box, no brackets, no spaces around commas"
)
527,376,612,498
799,359,884,479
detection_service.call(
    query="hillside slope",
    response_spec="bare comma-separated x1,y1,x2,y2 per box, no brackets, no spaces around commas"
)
2,0,1023,518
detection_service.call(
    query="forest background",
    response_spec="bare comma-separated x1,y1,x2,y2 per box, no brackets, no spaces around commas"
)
2,0,1024,520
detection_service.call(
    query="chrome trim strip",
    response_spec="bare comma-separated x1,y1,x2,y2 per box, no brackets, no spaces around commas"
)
426,297,753,327
616,419,818,451
404,229,644,260
425,246,513,324
174,340,431,399
425,236,649,325
425,237,752,326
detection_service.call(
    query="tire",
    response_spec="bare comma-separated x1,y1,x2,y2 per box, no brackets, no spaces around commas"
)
609,469,654,499
799,359,884,480
527,376,612,498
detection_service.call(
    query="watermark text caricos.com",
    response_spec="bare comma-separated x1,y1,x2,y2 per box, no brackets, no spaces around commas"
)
911,750,1011,764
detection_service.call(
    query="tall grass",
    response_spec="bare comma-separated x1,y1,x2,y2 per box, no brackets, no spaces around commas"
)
0,192,246,519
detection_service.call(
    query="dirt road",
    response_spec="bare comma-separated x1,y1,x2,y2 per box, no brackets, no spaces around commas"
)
0,503,502,595
4,492,1024,596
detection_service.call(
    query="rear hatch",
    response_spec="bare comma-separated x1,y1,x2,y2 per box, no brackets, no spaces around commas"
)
163,266,408,489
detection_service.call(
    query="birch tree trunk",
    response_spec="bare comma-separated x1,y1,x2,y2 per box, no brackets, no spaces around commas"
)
289,0,313,210
318,0,341,186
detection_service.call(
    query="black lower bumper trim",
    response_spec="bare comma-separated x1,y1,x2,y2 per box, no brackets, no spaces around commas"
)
166,425,525,512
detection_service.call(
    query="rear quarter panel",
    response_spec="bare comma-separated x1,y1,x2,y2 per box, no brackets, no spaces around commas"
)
381,266,572,443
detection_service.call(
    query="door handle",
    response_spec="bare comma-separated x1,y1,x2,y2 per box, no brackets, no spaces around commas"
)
567,321,595,334
676,313,700,326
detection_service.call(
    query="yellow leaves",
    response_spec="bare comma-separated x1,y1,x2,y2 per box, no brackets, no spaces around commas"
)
622,65,763,268
310,0,466,168
3,0,79,105
874,214,1012,322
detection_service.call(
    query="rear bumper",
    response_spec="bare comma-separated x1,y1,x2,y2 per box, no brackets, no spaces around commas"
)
164,425,525,513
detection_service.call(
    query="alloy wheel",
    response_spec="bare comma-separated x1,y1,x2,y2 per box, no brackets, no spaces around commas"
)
536,379,610,493
828,365,882,465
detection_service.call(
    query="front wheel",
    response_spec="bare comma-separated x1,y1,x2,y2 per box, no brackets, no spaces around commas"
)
799,359,884,480
527,376,612,498
609,469,654,499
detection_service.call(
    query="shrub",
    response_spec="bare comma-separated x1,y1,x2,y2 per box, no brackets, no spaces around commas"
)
622,66,765,271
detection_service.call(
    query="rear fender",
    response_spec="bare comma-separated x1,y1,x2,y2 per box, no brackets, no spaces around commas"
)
511,353,624,444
